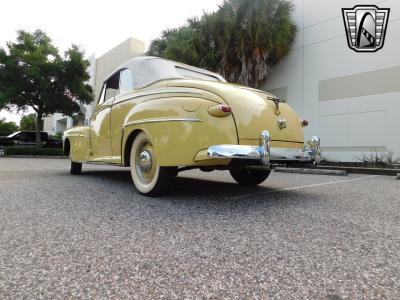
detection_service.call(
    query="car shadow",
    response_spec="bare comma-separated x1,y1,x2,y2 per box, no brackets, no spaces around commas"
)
173,176,270,197
80,169,308,206
81,169,267,194
82,169,133,183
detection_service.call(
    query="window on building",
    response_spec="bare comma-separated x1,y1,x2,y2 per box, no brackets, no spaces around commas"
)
119,69,134,94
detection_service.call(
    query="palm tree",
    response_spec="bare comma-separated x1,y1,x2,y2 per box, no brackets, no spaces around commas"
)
147,0,296,88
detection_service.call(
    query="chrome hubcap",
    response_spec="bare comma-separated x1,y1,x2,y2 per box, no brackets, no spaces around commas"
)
135,140,157,184
139,150,152,173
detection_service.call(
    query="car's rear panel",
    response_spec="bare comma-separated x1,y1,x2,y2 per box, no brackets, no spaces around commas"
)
168,80,305,149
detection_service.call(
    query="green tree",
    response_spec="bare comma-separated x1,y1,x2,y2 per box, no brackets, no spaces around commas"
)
0,30,93,146
147,0,296,88
20,113,37,131
0,118,19,136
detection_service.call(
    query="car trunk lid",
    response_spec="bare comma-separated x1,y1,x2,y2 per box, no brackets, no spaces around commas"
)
168,80,304,146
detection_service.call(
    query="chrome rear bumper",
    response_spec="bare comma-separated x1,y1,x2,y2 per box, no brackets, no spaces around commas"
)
207,130,321,164
207,130,271,165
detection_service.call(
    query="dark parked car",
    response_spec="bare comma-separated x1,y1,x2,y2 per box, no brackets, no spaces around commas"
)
0,131,62,148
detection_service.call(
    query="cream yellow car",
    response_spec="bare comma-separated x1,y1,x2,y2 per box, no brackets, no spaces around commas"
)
63,57,320,196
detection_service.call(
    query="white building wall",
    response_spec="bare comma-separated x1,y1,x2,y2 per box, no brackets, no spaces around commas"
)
262,0,400,161
85,54,97,122
42,116,53,134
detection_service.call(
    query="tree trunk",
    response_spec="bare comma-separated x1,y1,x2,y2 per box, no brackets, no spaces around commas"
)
35,114,42,147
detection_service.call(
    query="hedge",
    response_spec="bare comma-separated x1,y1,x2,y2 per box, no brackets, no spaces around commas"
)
3,146,64,156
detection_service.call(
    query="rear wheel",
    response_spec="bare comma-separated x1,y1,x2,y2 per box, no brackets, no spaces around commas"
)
130,132,177,196
70,161,82,175
229,169,271,186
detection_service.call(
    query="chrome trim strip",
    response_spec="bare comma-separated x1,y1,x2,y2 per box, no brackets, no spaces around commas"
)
123,118,202,127
64,134,89,138
115,89,203,104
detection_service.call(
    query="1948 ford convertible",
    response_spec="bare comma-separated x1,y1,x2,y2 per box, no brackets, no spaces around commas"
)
64,57,321,196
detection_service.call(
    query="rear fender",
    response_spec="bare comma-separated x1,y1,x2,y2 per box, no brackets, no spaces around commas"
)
121,97,237,166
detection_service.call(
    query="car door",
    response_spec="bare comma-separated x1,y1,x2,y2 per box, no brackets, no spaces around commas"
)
89,72,120,162
26,132,37,146
110,68,135,164
14,132,27,146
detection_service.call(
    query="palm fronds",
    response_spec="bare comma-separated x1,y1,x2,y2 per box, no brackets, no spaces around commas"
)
147,0,296,88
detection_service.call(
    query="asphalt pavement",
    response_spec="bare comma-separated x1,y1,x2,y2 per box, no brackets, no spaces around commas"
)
0,157,399,299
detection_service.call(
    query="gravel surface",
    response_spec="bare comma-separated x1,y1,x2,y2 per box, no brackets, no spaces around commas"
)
0,157,399,299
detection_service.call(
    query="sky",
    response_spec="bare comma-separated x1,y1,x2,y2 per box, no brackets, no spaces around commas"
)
0,0,223,124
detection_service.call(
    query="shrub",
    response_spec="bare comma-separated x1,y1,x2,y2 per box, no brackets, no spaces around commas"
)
356,149,400,168
3,146,64,156
53,131,63,141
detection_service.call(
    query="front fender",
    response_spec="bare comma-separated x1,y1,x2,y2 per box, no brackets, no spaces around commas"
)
121,97,238,166
63,126,91,162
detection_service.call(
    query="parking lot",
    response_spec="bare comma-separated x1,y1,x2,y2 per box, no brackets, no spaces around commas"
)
0,157,399,299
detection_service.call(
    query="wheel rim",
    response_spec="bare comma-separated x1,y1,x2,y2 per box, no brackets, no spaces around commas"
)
135,139,157,184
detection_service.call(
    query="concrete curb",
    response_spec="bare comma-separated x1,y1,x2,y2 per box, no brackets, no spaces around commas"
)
1,155,67,159
288,164,400,176
274,167,348,176
316,165,399,176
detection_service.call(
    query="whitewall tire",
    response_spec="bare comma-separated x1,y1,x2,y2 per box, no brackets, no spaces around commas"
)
130,132,177,196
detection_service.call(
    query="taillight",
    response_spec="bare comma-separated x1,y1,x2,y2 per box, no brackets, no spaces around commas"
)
208,105,232,117
220,105,231,113
300,119,309,127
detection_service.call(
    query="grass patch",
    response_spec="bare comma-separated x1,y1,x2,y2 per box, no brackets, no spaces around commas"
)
3,146,64,156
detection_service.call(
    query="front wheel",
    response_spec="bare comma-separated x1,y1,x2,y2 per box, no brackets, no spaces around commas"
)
229,169,271,186
130,132,177,196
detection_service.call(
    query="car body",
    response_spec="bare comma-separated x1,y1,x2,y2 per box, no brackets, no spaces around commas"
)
0,131,62,148
64,57,320,196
